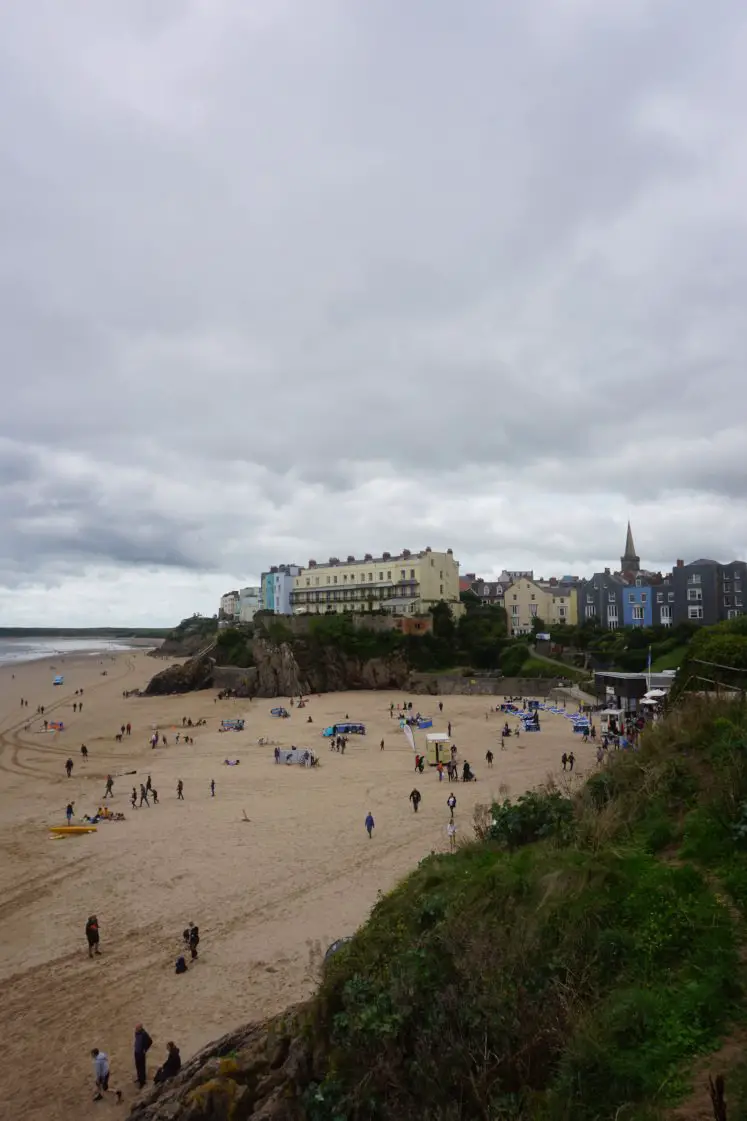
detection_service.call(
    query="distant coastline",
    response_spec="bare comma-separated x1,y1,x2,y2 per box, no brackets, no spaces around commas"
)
0,635,163,668
0,627,169,638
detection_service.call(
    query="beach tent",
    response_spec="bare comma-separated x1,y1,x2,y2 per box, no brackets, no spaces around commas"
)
425,732,451,766
53,676,64,686
49,720,65,731
220,719,245,731
416,718,433,729
322,722,365,737
270,707,289,718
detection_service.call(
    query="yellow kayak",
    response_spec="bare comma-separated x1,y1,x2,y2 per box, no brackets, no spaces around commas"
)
49,825,97,835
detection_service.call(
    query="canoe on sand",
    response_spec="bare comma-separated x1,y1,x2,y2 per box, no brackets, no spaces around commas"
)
48,825,97,835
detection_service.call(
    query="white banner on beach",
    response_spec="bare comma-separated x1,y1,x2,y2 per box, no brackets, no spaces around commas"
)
402,724,416,752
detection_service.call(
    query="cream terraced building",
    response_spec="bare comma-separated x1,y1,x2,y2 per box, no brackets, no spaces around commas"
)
290,548,461,616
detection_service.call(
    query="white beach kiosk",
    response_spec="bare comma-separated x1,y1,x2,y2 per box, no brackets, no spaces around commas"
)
425,732,452,766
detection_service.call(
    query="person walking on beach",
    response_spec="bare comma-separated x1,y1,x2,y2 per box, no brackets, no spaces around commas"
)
133,1024,153,1088
210,780,215,797
146,775,152,793
447,721,452,737
568,751,575,772
365,811,375,839
66,802,74,825
73,703,77,713
139,783,149,807
131,788,137,809
437,761,444,781
86,915,101,958
380,738,385,751
184,922,200,960
409,788,422,813
439,701,443,712
177,780,184,800
126,722,131,736
91,1048,111,1101
104,775,114,799
152,787,159,804
447,821,457,852
447,793,456,821
65,758,73,778
120,725,125,737
81,743,88,760
561,752,568,771
486,749,494,767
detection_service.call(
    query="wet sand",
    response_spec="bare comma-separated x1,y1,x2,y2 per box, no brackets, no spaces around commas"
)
0,650,593,1118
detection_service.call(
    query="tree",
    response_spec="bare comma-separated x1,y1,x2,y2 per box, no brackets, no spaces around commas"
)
531,616,547,636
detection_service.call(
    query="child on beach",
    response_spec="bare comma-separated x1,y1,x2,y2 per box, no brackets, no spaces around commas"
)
365,812,375,838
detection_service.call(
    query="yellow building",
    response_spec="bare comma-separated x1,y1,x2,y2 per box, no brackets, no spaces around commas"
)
539,583,579,627
506,578,578,634
290,548,461,616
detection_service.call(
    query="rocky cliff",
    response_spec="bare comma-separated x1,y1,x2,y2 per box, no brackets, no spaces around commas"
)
144,653,216,695
129,1008,312,1120
144,640,410,698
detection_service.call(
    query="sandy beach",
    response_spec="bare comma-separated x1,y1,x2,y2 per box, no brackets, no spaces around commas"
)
0,650,593,1119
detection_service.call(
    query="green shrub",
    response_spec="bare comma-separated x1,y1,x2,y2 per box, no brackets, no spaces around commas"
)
488,790,575,849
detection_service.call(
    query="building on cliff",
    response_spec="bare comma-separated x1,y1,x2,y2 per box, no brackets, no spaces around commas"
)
238,585,262,622
290,547,461,616
219,590,239,620
260,564,302,615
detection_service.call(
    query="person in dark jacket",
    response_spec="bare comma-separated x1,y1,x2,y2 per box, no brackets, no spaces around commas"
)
154,1041,181,1084
133,1024,153,1088
183,922,199,960
86,915,101,958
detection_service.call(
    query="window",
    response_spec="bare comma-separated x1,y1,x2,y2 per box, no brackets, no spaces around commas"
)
306,578,310,586
632,606,645,621
587,594,594,604
737,597,743,607
379,572,383,580
607,606,618,619
593,582,599,590
368,573,373,582
724,582,732,593
608,619,619,631
513,594,517,601
628,593,635,603
687,588,702,602
641,593,647,603
334,575,337,584
410,568,415,579
728,609,741,619
327,576,330,584
725,596,732,606
688,574,701,585
608,592,616,603
387,571,391,580
661,605,672,621
585,605,596,619
657,593,664,603
315,576,319,586
668,592,675,602
401,569,405,580
558,607,567,618
511,605,520,616
439,570,443,579
530,604,538,616
440,584,443,595
688,605,704,620
530,594,535,601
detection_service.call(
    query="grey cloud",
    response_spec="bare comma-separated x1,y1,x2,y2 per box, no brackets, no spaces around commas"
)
1,1,747,621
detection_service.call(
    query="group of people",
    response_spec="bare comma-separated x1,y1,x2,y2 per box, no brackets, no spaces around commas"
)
91,1032,182,1102
87,918,197,1100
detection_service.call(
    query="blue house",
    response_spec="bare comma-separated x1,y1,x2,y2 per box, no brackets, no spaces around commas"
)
622,584,653,627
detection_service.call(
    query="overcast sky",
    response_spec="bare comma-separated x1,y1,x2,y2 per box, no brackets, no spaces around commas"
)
2,1,746,626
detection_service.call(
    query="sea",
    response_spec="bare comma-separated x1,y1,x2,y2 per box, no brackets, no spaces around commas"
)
0,637,139,668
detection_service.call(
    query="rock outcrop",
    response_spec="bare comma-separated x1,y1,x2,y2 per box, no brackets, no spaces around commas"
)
250,638,409,697
144,640,410,699
144,653,215,695
129,1008,313,1120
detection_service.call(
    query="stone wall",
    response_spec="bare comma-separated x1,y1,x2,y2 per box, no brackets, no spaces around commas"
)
409,674,561,696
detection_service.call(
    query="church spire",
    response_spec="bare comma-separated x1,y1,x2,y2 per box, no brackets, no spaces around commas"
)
621,521,640,573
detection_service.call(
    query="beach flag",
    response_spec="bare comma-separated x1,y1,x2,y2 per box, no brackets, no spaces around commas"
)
402,724,416,752
647,646,652,674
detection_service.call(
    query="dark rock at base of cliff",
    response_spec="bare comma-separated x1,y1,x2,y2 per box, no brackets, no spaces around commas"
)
129,1008,313,1120
144,654,215,696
